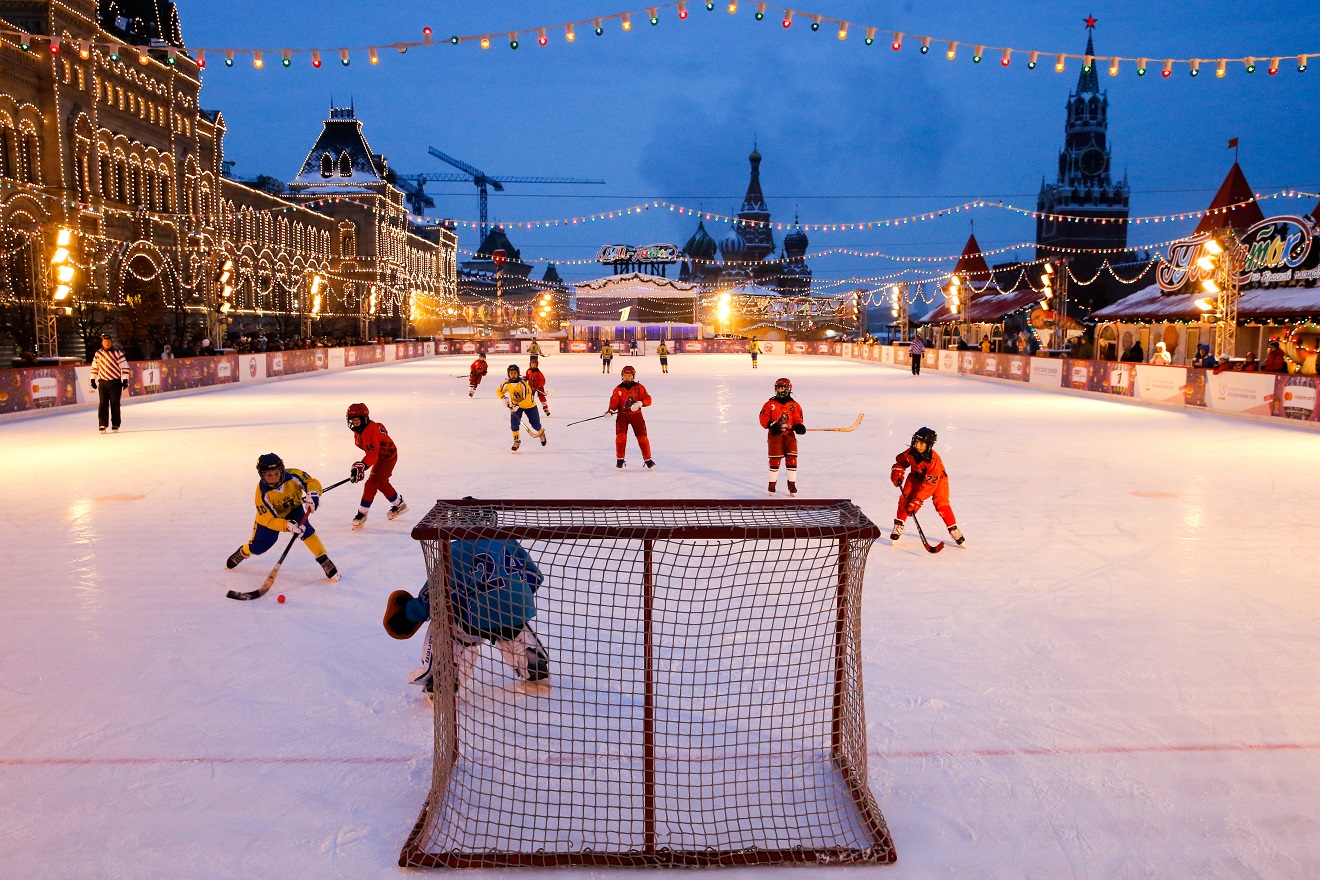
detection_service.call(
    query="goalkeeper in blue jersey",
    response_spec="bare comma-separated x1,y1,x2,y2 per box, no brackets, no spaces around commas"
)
384,535,550,692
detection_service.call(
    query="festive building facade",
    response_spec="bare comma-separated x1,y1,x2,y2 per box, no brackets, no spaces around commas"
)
0,0,455,361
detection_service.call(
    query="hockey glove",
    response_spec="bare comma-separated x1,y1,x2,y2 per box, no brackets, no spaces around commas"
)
90,379,97,390
350,461,366,483
768,422,782,435
792,423,806,435
285,518,305,535
891,471,904,488
905,499,922,514
628,400,644,412
303,493,319,515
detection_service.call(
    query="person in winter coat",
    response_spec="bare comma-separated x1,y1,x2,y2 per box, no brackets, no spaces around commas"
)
1149,341,1173,366
908,337,926,375
1120,340,1144,363
1259,341,1289,373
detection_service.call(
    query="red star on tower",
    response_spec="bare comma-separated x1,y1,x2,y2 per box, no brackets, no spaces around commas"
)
1084,14,1098,29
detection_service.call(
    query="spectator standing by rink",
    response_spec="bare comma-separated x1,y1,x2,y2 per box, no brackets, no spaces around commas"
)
1192,344,1217,369
1150,341,1172,366
908,336,925,375
90,333,129,433
1120,339,1144,363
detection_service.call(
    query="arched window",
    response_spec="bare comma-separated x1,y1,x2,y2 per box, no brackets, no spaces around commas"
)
338,152,352,177
320,153,333,178
0,125,13,178
22,133,39,183
339,220,357,257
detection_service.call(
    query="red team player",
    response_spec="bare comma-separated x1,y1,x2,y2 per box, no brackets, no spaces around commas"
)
346,402,407,530
758,377,805,495
468,352,488,397
525,356,550,416
889,427,965,546
608,365,654,469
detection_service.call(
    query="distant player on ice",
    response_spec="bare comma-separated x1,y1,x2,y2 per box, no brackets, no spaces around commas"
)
758,377,805,495
748,338,760,369
629,337,639,357
226,453,339,580
608,365,653,469
468,352,488,398
889,427,965,546
384,514,550,695
601,342,614,373
525,356,550,417
345,402,406,530
498,364,546,453
656,340,670,374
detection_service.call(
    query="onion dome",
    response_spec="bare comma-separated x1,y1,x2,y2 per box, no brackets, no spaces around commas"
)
682,219,717,261
719,225,747,258
784,223,808,257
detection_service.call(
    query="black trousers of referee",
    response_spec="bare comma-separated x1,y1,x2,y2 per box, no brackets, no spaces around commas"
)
98,381,124,429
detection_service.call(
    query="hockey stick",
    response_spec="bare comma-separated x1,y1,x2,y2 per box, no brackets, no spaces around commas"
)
226,479,350,601
227,533,298,601
910,512,945,554
805,413,865,433
566,412,614,427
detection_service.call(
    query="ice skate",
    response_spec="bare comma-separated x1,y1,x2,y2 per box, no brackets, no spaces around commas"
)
616,458,626,469
542,405,551,416
351,512,367,530
767,481,777,494
387,498,409,520
538,430,547,447
787,481,797,496
889,520,904,542
468,388,474,397
225,546,249,569
316,554,340,581
511,435,521,453
643,459,655,469
98,426,107,433
948,525,966,546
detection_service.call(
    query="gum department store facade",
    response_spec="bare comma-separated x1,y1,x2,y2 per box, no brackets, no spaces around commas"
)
0,0,457,361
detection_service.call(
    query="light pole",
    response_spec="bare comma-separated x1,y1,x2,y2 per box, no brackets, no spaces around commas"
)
890,283,909,342
39,227,77,358
1194,233,1244,358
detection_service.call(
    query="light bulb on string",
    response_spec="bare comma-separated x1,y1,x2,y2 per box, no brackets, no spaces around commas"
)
537,28,547,45
196,49,205,67
677,1,688,19
311,49,321,67
621,12,631,31
727,0,737,13
1189,58,1199,76
1028,50,1038,69
565,22,576,41
1300,55,1309,72
1162,58,1173,77
782,11,792,28
252,50,263,69
1109,57,1120,76
281,49,291,67
593,19,603,36
369,46,380,63
508,32,519,49
891,32,902,50
649,7,659,24
755,2,766,20
946,41,957,60
1136,57,1147,76
1245,56,1256,73
1054,53,1065,71
340,48,351,65
1001,47,1011,66
224,49,234,66
837,22,848,39
1215,58,1226,77
480,35,491,49
1269,57,1279,75
810,15,822,31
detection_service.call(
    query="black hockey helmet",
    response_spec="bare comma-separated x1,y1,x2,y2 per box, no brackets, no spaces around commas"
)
256,452,284,480
507,364,520,377
911,427,937,448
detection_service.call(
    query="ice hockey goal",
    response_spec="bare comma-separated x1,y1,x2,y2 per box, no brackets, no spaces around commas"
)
403,498,895,868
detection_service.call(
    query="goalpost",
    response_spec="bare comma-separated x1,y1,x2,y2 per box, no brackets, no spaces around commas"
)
403,498,895,868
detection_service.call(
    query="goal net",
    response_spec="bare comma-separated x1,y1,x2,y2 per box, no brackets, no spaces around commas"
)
403,498,895,868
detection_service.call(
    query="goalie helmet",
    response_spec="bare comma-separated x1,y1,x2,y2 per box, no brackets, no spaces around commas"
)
256,452,284,474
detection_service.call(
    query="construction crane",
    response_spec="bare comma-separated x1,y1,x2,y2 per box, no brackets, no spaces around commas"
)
392,175,437,217
426,146,605,241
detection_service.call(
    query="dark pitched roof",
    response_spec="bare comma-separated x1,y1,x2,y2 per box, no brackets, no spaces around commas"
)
99,0,184,48
290,106,386,188
1194,162,1263,234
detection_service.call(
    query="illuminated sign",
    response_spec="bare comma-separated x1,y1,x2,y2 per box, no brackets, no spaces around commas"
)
1159,215,1318,292
596,243,680,265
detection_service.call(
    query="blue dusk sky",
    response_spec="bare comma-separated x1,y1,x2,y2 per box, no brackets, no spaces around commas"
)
186,1,1320,290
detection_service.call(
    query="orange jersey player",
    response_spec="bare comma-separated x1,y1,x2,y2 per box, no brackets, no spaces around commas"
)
346,402,406,530
758,377,805,495
525,357,550,416
889,427,964,546
468,352,488,397
608,365,653,469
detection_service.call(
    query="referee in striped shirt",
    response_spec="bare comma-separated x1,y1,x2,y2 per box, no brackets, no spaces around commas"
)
90,333,129,432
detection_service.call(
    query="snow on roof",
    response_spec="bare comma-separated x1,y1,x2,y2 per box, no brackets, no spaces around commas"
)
922,288,1043,324
1093,281,1320,322
290,106,386,187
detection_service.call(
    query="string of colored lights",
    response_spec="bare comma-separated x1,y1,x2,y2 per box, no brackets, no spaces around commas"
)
15,3,1311,80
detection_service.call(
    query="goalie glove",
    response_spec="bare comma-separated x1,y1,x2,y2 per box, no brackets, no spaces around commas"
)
383,590,426,640
350,461,366,483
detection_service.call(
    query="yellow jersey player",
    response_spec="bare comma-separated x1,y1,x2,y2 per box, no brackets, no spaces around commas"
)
497,364,546,453
226,453,339,581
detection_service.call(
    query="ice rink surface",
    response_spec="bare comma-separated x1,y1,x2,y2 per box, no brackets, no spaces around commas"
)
3,352,1319,879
